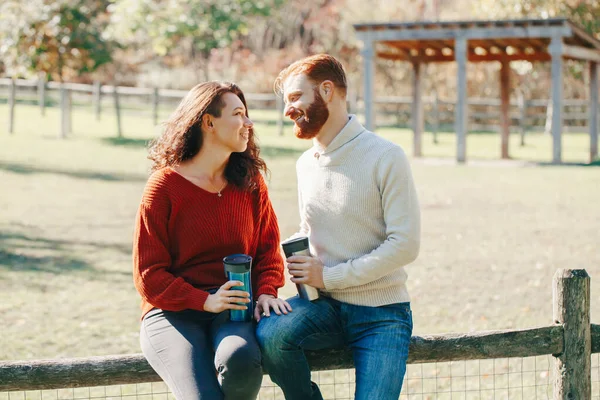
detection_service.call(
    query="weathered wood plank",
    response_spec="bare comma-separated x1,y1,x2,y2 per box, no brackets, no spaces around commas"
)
552,269,591,399
592,324,600,354
0,326,562,391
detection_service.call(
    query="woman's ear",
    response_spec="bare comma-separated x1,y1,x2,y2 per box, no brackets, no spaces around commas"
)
202,114,213,131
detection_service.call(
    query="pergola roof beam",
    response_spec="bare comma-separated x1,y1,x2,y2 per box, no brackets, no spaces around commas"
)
563,44,600,63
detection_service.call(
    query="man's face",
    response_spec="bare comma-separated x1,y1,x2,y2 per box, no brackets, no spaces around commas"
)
282,74,329,139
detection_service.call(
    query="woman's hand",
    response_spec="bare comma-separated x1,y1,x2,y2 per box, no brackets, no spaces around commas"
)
203,280,251,313
254,294,292,322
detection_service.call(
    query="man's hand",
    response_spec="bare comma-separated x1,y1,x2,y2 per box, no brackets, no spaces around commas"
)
203,281,251,313
254,294,292,322
287,255,325,289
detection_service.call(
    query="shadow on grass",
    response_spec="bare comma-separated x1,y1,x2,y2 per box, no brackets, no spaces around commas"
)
0,248,91,274
0,230,93,274
536,159,600,167
101,137,152,148
0,231,132,275
0,161,147,182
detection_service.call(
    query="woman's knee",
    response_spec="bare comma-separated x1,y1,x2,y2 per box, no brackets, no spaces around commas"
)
215,336,261,373
215,339,262,399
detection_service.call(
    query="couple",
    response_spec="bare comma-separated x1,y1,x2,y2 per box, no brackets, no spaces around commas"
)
132,54,421,400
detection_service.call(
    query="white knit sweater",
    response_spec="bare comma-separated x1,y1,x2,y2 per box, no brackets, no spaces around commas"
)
293,115,421,306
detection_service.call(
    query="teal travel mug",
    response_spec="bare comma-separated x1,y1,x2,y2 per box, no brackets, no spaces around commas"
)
223,254,253,322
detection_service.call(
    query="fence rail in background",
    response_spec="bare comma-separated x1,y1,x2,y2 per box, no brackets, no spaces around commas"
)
1,78,598,143
0,269,598,399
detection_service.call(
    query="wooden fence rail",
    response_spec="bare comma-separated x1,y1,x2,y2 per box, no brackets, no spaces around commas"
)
0,269,597,399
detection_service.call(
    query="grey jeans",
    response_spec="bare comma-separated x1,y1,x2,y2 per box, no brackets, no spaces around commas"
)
140,308,262,400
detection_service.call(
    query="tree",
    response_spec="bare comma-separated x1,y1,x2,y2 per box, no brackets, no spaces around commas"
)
0,0,114,81
107,0,285,81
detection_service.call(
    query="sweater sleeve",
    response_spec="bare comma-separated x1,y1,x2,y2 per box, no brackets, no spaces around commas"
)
322,146,421,290
252,175,285,299
132,185,209,311
283,157,311,242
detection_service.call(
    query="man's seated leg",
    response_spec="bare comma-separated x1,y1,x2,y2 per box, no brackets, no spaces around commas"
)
346,302,413,400
256,295,344,400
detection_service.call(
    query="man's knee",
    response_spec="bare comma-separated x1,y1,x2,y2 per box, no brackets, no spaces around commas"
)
256,314,282,351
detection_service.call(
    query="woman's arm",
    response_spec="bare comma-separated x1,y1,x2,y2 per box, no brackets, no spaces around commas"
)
251,175,286,299
132,190,209,312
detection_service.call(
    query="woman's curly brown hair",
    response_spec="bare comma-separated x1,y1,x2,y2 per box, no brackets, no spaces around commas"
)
147,81,267,190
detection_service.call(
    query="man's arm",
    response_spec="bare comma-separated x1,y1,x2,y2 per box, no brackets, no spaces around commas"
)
322,146,420,290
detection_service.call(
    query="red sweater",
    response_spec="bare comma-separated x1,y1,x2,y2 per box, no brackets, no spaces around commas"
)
133,168,284,319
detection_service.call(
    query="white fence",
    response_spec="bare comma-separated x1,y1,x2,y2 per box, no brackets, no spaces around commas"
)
1,78,598,140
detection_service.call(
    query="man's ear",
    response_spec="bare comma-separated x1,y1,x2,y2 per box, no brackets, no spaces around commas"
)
320,81,335,102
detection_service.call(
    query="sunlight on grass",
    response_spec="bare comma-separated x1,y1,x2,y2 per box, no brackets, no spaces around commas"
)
0,104,598,362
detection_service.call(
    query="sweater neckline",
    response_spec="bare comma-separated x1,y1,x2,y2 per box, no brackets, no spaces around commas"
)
315,115,365,155
166,167,229,197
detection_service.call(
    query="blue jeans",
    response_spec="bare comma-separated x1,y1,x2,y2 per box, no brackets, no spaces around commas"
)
256,296,412,400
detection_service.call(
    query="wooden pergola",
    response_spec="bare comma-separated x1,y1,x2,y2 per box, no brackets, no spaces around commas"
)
353,18,600,163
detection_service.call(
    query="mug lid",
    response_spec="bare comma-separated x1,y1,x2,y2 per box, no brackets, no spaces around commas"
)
223,254,252,265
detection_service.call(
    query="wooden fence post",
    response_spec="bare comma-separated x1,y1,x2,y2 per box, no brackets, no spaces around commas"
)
347,87,358,116
552,269,591,399
113,85,123,138
93,81,101,121
276,95,284,136
8,78,16,134
67,88,73,135
38,74,46,117
60,84,68,139
518,93,527,147
152,87,159,126
432,92,439,144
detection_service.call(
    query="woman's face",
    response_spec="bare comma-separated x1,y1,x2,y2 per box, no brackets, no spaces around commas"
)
210,92,253,153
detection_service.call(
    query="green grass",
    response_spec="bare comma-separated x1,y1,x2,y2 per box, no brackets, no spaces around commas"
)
0,104,598,362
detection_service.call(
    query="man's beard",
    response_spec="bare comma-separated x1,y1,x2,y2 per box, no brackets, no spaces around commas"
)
292,89,329,140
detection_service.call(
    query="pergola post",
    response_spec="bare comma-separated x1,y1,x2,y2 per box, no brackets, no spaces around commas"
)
412,61,423,157
455,36,468,163
590,61,598,162
500,58,511,159
361,42,376,131
549,36,564,164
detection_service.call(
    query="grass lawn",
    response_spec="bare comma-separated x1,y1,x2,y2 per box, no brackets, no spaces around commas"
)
0,103,598,362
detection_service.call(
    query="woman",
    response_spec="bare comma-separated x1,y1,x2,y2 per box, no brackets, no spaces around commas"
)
133,81,291,400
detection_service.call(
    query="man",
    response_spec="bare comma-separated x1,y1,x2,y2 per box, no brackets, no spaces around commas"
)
256,54,420,400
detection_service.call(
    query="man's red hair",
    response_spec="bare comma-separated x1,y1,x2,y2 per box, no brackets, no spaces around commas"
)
274,54,348,98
